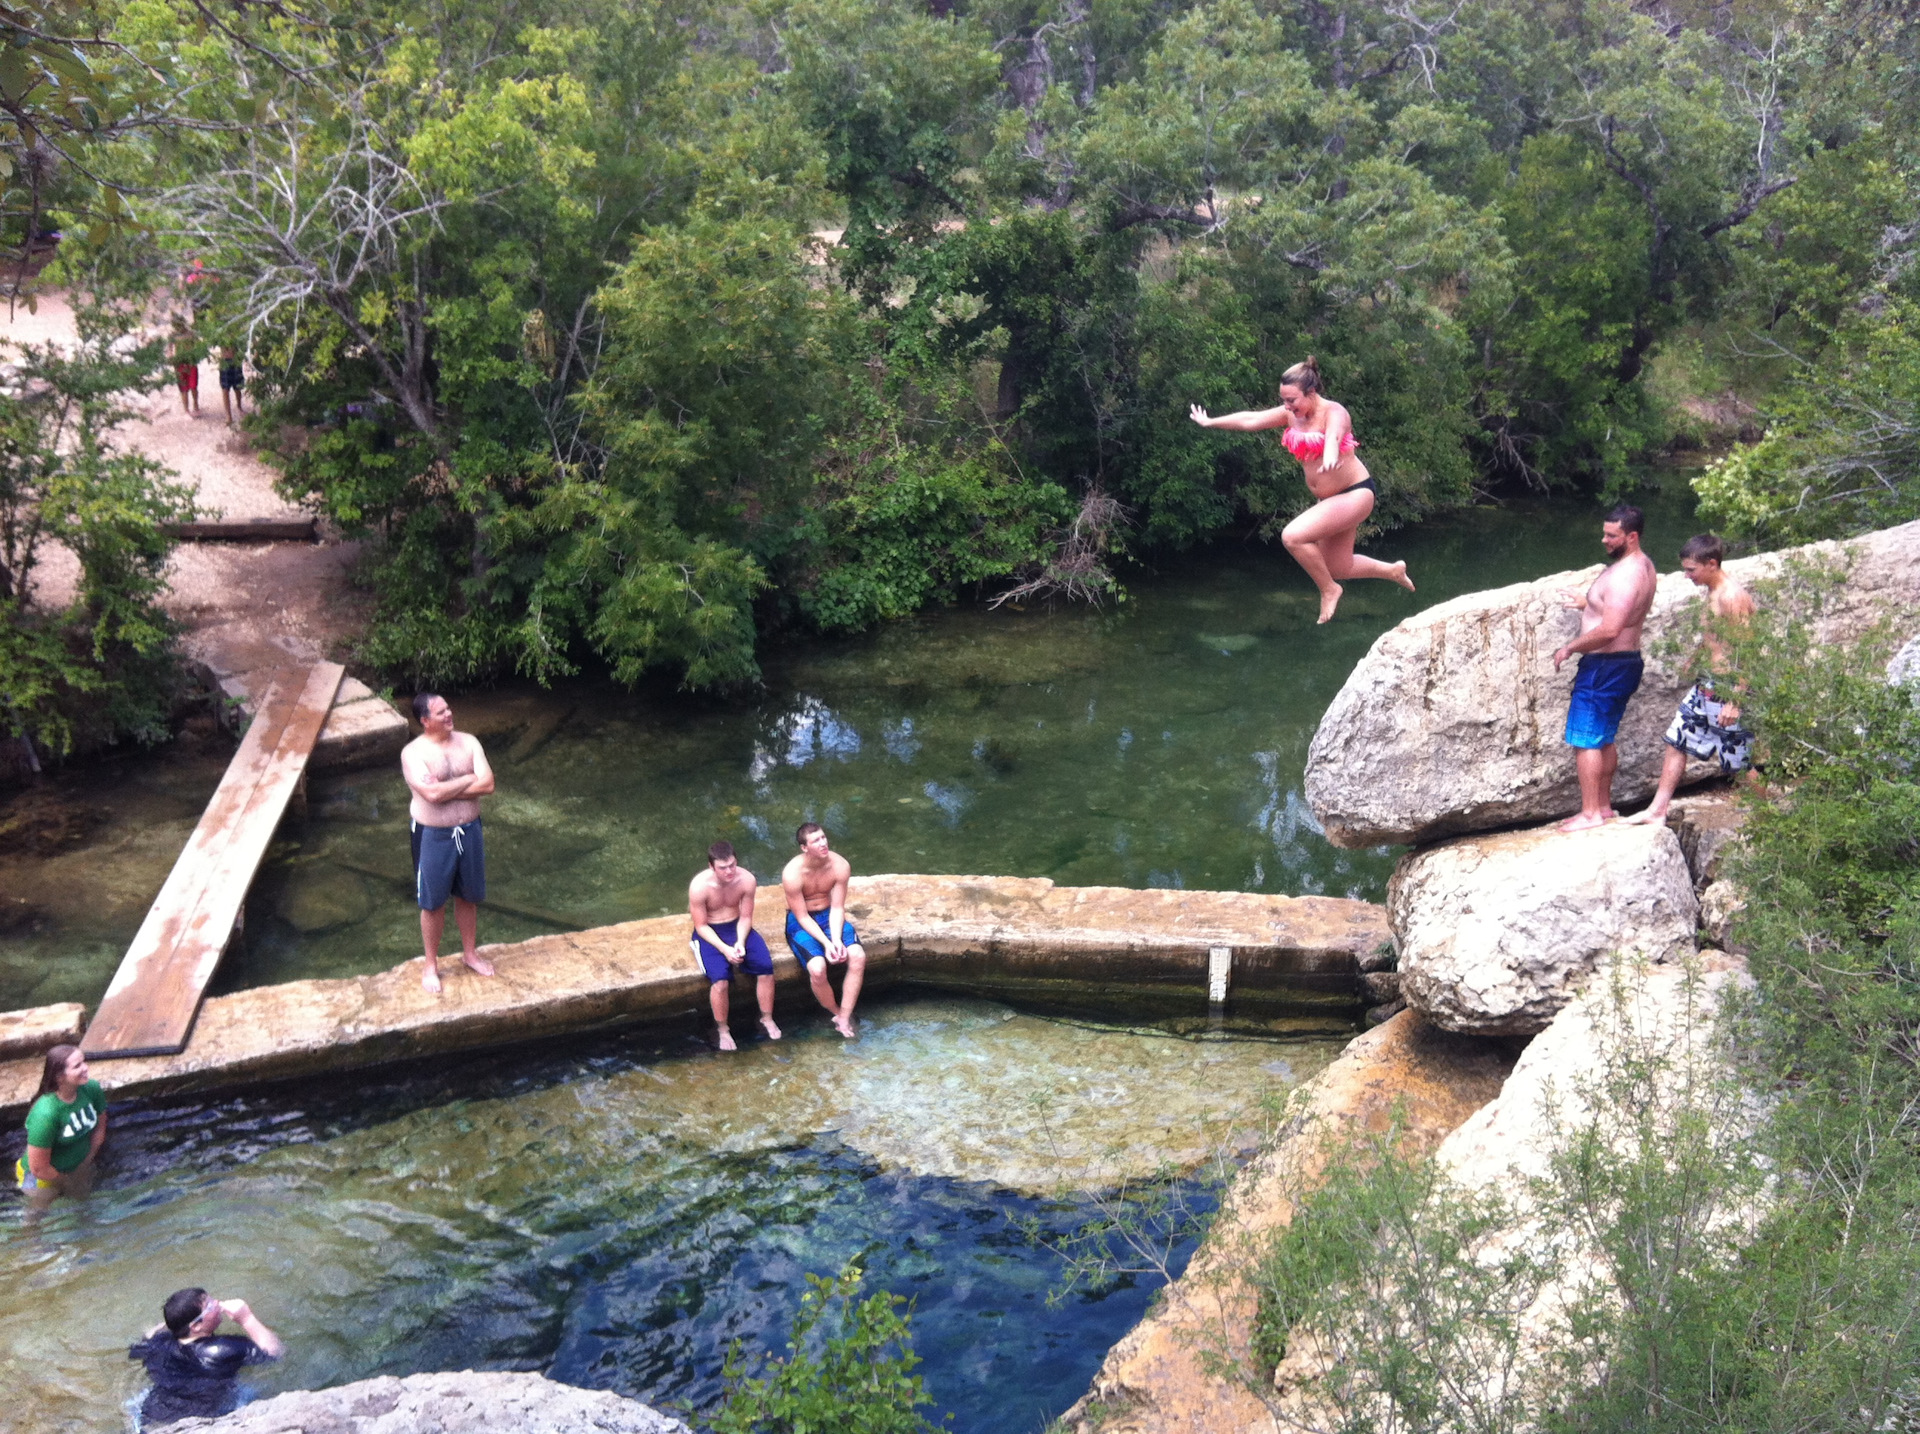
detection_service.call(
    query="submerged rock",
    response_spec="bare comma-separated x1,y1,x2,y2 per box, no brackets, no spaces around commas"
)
1305,519,1920,848
1390,821,1698,1036
272,863,372,933
160,1371,690,1433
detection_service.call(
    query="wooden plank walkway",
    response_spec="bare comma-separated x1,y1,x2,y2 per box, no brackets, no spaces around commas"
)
82,663,345,1059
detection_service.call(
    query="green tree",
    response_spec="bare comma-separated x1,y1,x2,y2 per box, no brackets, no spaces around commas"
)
0,305,197,755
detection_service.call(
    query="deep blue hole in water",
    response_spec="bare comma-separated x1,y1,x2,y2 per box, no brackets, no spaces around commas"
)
10,1003,1231,1434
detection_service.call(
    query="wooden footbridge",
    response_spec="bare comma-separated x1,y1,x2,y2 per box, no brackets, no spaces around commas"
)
82,663,345,1059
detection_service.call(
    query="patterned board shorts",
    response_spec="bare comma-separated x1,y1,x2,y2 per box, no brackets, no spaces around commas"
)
1663,681,1753,774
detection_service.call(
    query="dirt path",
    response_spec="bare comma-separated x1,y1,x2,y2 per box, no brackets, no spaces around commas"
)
2,291,372,694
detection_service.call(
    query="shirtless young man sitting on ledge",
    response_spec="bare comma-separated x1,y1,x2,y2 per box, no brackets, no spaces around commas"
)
1552,506,1659,832
782,823,866,1038
689,840,781,1051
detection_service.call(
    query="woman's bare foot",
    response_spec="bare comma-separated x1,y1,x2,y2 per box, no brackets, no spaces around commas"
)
1390,561,1416,593
1556,811,1614,833
1317,583,1344,624
716,1026,737,1052
462,953,496,977
760,1015,783,1040
421,961,443,994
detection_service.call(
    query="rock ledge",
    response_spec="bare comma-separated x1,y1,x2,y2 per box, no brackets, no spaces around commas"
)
159,1371,690,1433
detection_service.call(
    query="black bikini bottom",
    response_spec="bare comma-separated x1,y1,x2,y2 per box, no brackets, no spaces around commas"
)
1339,477,1378,498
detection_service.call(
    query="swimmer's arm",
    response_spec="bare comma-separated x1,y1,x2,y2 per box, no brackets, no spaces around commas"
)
222,1301,284,1360
826,867,850,958
1552,582,1635,669
690,886,732,958
462,736,495,797
86,1107,106,1162
1189,403,1288,432
25,1143,58,1184
402,747,477,804
1319,404,1351,473
734,882,755,958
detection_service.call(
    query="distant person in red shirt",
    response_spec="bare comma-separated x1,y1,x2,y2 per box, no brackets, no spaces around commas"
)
169,316,201,417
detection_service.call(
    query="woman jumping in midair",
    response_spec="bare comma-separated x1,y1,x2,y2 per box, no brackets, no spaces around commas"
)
1190,356,1415,624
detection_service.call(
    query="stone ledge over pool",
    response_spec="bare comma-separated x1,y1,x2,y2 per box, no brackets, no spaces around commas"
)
0,875,1388,1119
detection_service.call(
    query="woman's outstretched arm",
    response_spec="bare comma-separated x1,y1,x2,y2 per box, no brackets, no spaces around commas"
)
1190,403,1288,432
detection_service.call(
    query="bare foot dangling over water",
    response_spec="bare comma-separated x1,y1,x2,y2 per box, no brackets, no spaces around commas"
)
1390,561,1415,593
1318,582,1344,624
716,1026,737,1052
760,1015,783,1041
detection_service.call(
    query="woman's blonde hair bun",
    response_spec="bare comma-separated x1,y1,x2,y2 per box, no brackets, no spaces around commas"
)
1280,354,1321,395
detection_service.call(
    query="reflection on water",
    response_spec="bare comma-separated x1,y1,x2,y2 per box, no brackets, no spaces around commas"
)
0,480,1698,1009
0,995,1341,1434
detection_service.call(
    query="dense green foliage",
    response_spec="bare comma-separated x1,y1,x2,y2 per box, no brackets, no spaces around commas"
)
5,0,1918,698
0,305,197,754
1231,578,1920,1433
711,1260,944,1434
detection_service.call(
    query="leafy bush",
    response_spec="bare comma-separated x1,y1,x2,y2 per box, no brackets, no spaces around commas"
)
709,1260,944,1434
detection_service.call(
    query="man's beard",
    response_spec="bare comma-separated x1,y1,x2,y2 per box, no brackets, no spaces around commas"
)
1602,542,1627,562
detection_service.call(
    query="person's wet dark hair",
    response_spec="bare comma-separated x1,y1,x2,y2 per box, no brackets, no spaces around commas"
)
1606,504,1645,536
410,692,441,724
1279,354,1321,396
795,822,824,846
33,1043,79,1100
708,840,736,865
163,1289,209,1337
1679,532,1725,565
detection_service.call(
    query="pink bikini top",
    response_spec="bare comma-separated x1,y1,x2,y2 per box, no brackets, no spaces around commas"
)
1280,426,1359,461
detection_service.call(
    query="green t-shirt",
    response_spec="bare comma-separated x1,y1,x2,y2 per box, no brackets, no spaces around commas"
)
24,1080,106,1173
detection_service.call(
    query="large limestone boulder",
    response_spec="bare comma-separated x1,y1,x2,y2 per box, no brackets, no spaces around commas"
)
161,1371,690,1433
1390,821,1699,1036
1306,519,1920,848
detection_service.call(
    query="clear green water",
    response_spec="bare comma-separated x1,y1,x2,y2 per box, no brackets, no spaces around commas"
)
0,478,1699,1432
1,994,1335,1434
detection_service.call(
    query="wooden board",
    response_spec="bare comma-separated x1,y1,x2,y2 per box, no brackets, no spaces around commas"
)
82,662,345,1059
162,519,317,542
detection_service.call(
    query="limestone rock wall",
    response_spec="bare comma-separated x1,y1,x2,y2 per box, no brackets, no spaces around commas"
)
158,1371,690,1433
1390,822,1698,1035
1305,519,1920,848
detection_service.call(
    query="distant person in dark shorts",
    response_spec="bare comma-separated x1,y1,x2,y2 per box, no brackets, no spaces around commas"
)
401,693,496,994
168,316,200,417
15,1043,106,1210
216,347,245,426
1552,505,1660,831
689,840,781,1051
782,823,867,1038
1625,533,1759,825
129,1287,283,1427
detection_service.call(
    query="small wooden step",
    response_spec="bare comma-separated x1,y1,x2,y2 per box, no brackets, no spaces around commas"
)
82,663,345,1058
162,518,317,542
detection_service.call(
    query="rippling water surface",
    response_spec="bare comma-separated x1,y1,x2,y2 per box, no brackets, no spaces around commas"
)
2,995,1339,1434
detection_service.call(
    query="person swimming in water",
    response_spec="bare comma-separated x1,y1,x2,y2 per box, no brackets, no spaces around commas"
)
1189,356,1415,623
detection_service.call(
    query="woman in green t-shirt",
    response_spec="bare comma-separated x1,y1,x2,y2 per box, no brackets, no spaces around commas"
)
16,1044,107,1208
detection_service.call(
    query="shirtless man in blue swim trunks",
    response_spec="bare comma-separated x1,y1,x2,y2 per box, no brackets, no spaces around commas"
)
1552,505,1659,832
782,823,866,1038
689,840,781,1051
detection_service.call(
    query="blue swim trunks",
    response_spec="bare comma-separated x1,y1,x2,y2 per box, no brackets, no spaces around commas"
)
412,819,486,910
694,920,775,983
785,910,859,964
1564,652,1645,749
